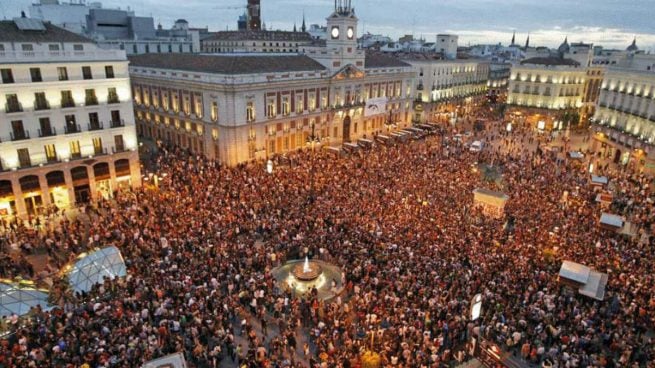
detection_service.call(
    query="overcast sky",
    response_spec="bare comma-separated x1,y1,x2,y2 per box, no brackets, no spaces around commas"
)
2,0,654,51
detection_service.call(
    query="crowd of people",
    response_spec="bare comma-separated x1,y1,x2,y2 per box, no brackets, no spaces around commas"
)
0,120,653,368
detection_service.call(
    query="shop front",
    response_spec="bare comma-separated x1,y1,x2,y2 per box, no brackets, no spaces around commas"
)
93,163,112,199
114,159,132,191
19,176,44,217
0,181,16,219
46,171,70,211
71,166,91,204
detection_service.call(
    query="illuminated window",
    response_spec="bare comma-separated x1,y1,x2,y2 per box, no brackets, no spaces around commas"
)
211,101,219,122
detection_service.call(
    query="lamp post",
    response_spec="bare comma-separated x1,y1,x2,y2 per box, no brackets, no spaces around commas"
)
306,120,320,203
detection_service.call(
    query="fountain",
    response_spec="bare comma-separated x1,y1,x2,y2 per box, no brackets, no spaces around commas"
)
270,256,345,300
292,256,323,281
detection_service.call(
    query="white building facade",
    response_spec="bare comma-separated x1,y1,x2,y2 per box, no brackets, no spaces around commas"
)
0,19,140,219
129,1,415,166
405,58,489,123
507,57,586,130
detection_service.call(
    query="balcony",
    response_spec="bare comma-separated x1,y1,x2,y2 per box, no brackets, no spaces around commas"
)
38,127,57,137
110,119,125,128
64,124,81,134
85,97,99,106
112,146,126,153
5,102,22,113
108,95,120,104
61,99,76,108
94,147,108,156
10,130,30,141
88,122,104,131
34,100,50,111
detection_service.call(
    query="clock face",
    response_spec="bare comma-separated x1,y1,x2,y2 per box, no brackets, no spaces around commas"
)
331,27,340,39
347,27,354,39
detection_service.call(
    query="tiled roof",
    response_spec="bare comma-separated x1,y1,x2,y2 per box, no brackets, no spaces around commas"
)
129,53,326,75
204,30,313,42
521,57,580,67
365,52,411,69
0,20,91,43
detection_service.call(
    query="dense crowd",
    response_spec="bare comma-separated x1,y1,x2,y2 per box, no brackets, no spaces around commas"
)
0,121,653,368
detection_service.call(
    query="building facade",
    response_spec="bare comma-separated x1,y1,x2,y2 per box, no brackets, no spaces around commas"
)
200,30,313,54
0,19,140,219
404,58,489,123
29,0,199,55
592,66,655,172
130,1,415,166
507,57,586,130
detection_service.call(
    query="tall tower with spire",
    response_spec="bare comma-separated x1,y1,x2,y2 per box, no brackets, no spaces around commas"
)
301,11,307,32
510,31,516,46
525,34,530,49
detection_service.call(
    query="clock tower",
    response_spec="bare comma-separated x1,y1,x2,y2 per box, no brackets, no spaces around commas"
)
313,0,364,72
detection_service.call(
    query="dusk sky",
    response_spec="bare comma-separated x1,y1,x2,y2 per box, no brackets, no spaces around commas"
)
2,0,654,51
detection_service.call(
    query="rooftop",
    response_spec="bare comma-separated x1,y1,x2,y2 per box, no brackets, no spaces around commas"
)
365,52,412,69
129,53,327,75
0,20,91,43
521,57,580,67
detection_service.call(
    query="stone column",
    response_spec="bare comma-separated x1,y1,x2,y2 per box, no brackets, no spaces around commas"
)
11,178,27,219
63,169,76,208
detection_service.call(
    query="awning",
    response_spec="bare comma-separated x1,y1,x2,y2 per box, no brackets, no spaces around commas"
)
559,261,608,301
142,353,188,368
600,213,623,229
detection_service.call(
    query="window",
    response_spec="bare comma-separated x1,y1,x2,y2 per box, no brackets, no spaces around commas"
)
246,102,255,122
48,44,59,51
17,148,31,168
5,94,21,113
34,92,49,110
266,100,276,118
30,68,42,82
111,110,122,127
296,95,304,114
73,44,83,51
145,45,150,53
11,120,27,140
57,67,68,81
282,96,290,115
133,45,138,54
88,112,100,130
211,101,219,122
105,65,115,79
65,114,78,134
70,141,81,159
92,137,103,154
1,69,14,84
61,90,75,108
108,88,119,104
21,44,33,51
44,144,57,162
114,135,125,152
82,66,92,80
194,97,203,118
85,89,97,105
39,117,53,137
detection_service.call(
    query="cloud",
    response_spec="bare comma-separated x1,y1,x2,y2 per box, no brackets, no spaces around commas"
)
2,0,654,51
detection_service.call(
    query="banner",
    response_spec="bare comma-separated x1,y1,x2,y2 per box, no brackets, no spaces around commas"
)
364,97,387,117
